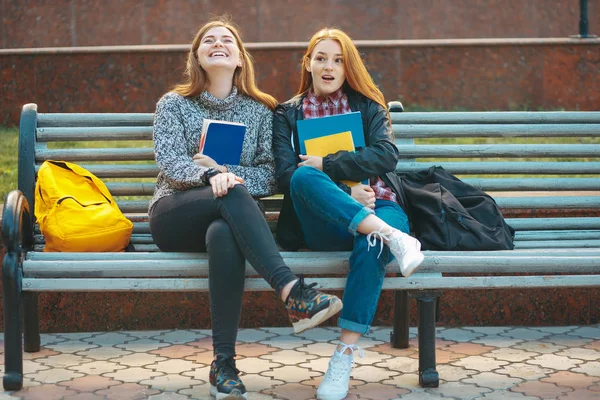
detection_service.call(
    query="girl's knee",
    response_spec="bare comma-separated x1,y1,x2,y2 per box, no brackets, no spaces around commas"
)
290,166,319,194
220,183,252,203
206,219,235,243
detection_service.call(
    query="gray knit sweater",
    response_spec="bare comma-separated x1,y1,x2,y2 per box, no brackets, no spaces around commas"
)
149,87,277,212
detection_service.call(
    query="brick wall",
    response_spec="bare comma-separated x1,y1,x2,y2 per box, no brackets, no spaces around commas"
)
1,39,599,127
2,0,597,48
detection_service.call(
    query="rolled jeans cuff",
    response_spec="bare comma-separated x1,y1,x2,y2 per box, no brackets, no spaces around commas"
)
348,206,375,236
338,317,370,335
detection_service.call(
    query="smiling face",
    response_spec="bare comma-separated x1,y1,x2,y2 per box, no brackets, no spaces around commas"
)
196,26,242,73
307,39,346,97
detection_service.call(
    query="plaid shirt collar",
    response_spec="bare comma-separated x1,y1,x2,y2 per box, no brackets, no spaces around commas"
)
305,88,346,107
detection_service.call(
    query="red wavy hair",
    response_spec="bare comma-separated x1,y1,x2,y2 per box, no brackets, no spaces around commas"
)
298,28,387,110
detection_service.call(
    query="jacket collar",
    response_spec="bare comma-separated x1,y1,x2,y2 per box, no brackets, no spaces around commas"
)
287,85,365,118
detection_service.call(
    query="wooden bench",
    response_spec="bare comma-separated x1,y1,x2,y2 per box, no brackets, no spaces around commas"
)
2,102,600,391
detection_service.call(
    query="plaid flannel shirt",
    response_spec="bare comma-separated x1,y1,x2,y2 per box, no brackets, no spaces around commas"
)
302,89,396,202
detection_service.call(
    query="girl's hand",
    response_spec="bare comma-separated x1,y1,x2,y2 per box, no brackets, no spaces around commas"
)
351,184,376,209
209,173,245,198
298,154,323,170
193,154,227,172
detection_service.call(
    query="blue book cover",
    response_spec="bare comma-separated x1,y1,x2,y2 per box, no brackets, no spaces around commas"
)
296,111,367,185
296,111,364,155
199,119,246,165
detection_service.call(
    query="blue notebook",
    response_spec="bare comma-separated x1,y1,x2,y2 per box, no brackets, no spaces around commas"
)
199,119,246,165
296,111,367,185
296,111,365,155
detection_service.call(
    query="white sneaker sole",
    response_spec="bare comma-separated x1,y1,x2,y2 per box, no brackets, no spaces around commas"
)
317,390,348,400
292,298,343,334
400,251,425,277
210,385,247,399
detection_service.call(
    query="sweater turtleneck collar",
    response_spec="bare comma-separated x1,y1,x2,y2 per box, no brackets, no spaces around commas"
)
197,86,239,111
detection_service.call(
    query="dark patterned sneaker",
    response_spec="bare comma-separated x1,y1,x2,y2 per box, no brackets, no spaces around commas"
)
209,354,247,399
285,276,343,334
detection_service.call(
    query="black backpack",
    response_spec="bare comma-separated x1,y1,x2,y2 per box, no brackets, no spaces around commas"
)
399,166,515,251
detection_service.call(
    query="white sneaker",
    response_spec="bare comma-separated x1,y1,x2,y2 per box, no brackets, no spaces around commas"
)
366,229,424,277
317,343,364,400
386,230,425,277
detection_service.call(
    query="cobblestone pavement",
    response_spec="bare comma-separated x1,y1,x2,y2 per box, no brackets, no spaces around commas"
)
1,325,599,399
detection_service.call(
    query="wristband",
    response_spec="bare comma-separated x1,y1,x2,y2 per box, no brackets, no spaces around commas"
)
202,168,221,185
338,182,351,195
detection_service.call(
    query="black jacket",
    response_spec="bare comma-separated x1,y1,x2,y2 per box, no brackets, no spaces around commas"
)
272,86,407,250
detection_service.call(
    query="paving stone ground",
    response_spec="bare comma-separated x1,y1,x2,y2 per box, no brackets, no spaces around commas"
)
1,325,599,399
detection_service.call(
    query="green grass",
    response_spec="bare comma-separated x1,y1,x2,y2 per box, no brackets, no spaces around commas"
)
0,128,19,202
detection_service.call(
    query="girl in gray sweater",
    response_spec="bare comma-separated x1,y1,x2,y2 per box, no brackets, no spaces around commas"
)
149,17,342,400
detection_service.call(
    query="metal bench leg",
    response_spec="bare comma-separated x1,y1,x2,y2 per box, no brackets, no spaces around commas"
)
2,253,23,391
417,292,440,388
391,290,410,348
23,292,40,353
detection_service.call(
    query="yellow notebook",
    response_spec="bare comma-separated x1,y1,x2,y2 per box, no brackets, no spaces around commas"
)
304,131,361,187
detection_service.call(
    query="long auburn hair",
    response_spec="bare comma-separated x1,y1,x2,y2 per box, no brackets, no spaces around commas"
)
298,28,387,111
172,16,277,110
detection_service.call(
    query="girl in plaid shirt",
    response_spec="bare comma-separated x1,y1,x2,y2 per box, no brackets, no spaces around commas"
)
273,28,425,400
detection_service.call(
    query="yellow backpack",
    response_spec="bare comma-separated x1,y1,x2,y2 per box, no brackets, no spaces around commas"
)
34,160,133,252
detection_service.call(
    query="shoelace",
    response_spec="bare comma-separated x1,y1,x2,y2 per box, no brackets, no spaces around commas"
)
215,355,241,381
295,275,319,300
327,343,365,382
366,227,393,258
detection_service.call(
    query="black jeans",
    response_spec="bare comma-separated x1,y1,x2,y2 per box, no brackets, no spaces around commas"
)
149,184,296,357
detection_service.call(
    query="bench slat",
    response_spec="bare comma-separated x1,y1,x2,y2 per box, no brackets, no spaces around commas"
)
396,161,600,174
21,275,600,292
390,111,600,124
122,233,600,245
496,196,600,209
461,178,600,191
397,144,600,158
34,164,160,178
507,217,600,230
22,254,600,277
393,124,600,138
32,162,599,178
33,239,600,251
36,148,155,162
515,230,600,241
107,183,156,196
37,112,600,128
514,239,600,249
37,127,153,142
37,113,154,127
25,248,600,261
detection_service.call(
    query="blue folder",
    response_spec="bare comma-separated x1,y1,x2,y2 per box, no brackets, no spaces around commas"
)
296,111,367,185
296,111,365,155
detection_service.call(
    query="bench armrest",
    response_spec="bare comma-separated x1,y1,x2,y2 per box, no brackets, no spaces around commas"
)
2,190,34,253
387,101,404,112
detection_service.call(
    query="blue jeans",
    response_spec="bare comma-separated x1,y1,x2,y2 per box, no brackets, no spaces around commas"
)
290,166,410,335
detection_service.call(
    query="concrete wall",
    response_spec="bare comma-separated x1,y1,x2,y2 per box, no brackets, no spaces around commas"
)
2,0,597,48
1,38,599,126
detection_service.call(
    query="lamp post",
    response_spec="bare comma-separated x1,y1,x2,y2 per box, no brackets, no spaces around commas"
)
576,0,597,38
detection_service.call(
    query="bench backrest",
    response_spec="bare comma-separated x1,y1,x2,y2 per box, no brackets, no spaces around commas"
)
19,103,600,250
